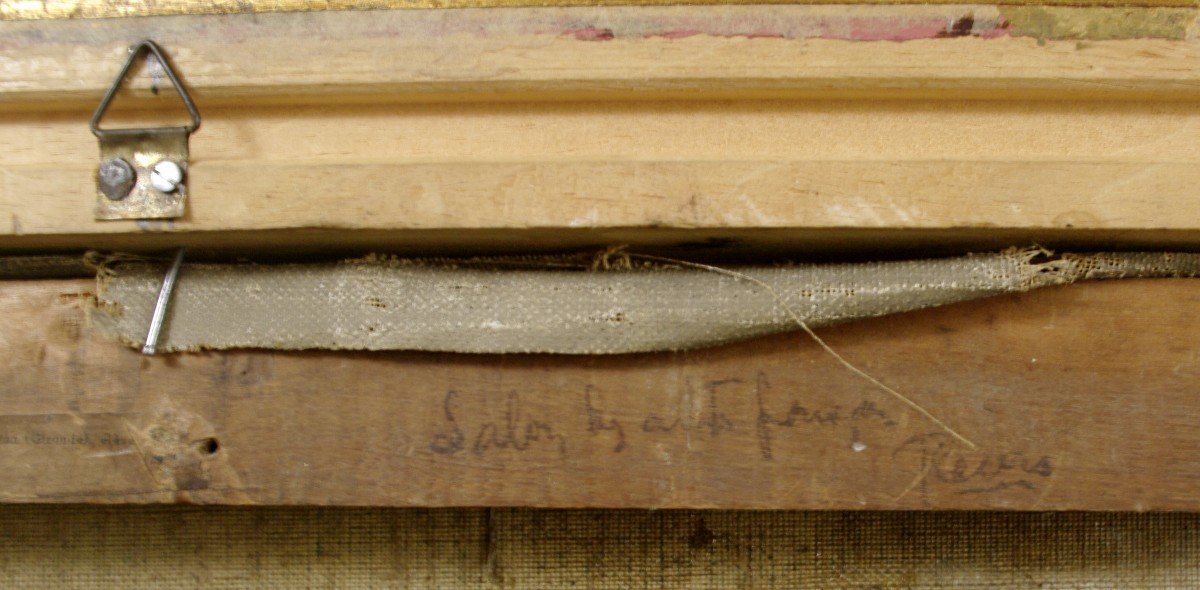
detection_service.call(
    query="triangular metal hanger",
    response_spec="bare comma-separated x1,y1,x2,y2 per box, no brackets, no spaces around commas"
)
91,40,200,220
89,39,201,138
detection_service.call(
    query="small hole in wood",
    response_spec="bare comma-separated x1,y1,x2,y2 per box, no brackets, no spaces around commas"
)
199,437,220,456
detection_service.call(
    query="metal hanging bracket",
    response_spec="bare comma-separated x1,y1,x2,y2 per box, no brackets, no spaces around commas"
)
91,40,201,221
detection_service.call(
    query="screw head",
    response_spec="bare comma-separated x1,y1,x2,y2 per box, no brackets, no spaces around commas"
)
150,160,184,193
98,158,135,200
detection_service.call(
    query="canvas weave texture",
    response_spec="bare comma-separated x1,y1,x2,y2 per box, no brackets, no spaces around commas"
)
90,250,1200,354
0,507,1197,589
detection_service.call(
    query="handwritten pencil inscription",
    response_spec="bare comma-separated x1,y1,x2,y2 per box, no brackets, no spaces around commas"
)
894,433,1054,497
421,371,1054,500
431,391,568,457
754,372,896,460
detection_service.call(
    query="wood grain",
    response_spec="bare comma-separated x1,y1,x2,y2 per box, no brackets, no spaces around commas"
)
5,7,1200,108
7,102,1200,253
6,0,1200,22
6,7,1200,253
3,277,1198,509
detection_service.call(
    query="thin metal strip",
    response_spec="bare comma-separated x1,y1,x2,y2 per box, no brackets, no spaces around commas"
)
141,248,185,355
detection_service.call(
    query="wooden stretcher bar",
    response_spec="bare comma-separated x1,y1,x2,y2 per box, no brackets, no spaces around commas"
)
5,0,1200,20
1,276,1197,509
4,6,1200,255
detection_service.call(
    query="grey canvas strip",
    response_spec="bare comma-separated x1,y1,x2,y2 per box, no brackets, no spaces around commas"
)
88,248,1200,354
